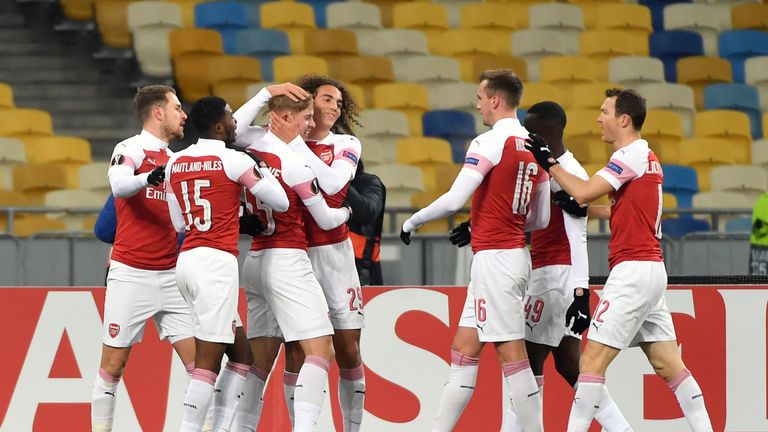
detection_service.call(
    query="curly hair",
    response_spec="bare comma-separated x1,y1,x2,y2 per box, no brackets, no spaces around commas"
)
296,74,361,136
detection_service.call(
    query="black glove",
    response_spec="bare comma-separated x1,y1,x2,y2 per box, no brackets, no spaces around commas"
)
400,229,411,245
449,220,471,248
565,288,591,335
147,164,166,186
554,190,587,217
239,214,266,236
524,134,559,172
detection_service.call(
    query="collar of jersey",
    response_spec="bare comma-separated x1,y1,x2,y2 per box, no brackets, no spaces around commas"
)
139,129,169,150
491,117,521,130
196,138,226,147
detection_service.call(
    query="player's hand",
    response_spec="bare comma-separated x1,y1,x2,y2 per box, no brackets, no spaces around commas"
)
524,134,559,172
147,164,166,186
449,220,471,248
400,229,411,245
565,288,591,335
239,214,266,236
554,190,587,217
269,111,301,144
266,83,309,102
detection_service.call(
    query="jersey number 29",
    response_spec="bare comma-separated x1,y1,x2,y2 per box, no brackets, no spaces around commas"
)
512,161,538,215
180,179,211,232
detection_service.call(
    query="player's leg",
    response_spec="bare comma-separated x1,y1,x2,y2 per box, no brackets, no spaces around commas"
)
295,335,335,432
566,340,621,432
183,339,228,432
284,340,305,428
92,345,132,432
333,329,365,432
236,336,282,432
211,326,253,431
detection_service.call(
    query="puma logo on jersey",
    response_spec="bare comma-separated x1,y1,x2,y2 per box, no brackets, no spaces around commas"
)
526,322,537,331
577,311,588,319
476,323,485,332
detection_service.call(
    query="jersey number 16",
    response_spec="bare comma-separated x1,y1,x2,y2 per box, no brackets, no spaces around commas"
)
512,161,538,215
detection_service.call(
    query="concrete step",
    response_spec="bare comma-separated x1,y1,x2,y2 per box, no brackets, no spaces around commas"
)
0,28,52,42
1,55,97,70
0,68,104,83
11,83,131,99
0,41,71,55
15,97,134,113
53,113,137,129
0,12,25,27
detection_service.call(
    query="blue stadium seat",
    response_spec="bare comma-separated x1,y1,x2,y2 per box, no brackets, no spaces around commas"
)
297,0,341,28
638,0,691,31
662,164,698,208
518,108,526,123
422,110,477,163
703,83,763,139
195,2,249,54
237,1,261,26
235,29,291,81
649,30,703,82
719,30,768,83
662,217,710,237
725,216,752,233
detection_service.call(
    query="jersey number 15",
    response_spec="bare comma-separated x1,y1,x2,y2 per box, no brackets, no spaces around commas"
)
180,179,212,232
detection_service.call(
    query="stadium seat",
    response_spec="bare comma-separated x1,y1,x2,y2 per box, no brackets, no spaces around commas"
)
0,137,25,191
167,0,202,28
460,3,522,32
703,83,762,139
326,2,382,35
194,2,249,54
676,56,733,110
344,83,366,110
396,137,453,168
128,1,183,78
693,191,751,231
328,56,393,107
519,83,564,110
578,31,637,81
563,110,605,162
304,29,358,61
360,139,392,166
662,164,698,208
22,136,92,189
12,215,68,237
649,30,704,81
511,30,569,82
765,112,768,139
528,3,584,42
427,82,482,131
44,190,105,230
663,3,722,56
540,56,598,86
60,0,95,21
436,29,512,77
745,56,768,111
298,0,338,28
127,1,182,30
208,56,263,109
260,2,316,54
392,3,449,53
0,109,53,139
391,56,462,90
663,192,678,210
731,3,768,30
637,0,677,31
719,30,768,83
422,110,476,163
468,55,528,83
409,191,452,233
638,83,696,137
12,164,68,204
569,139,609,166
643,109,684,164
173,54,222,102
272,55,328,83
752,139,768,174
373,83,430,136
357,29,429,60
95,0,131,49
567,82,622,111
169,28,224,62
367,163,425,209
0,83,13,110
594,3,653,43
710,164,767,204
356,109,410,154
679,137,738,191
608,56,665,87
78,163,110,195
235,29,289,82
239,1,261,27
694,110,753,163
661,217,710,237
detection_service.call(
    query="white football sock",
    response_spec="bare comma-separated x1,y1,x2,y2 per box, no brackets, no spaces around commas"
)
181,369,217,432
502,360,542,432
567,374,604,432
235,365,268,432
432,350,480,432
670,369,713,432
213,361,248,431
91,368,119,432
339,365,366,432
283,370,298,429
294,356,331,432
593,385,632,432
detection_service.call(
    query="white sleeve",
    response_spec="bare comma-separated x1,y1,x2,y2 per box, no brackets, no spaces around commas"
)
286,164,350,230
525,176,551,232
403,168,480,232
224,150,289,212
563,212,589,289
304,195,351,230
233,88,271,149
108,139,150,198
595,146,648,191
288,135,360,195
165,178,186,233
248,168,289,212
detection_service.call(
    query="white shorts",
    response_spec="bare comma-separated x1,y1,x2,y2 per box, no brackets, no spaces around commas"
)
243,249,334,342
588,260,677,350
524,265,581,347
103,260,193,347
308,239,365,330
175,247,242,344
458,248,531,343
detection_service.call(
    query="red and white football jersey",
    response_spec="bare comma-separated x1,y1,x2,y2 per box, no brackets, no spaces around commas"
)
109,130,177,271
465,118,549,252
595,139,664,269
302,133,361,247
167,139,263,257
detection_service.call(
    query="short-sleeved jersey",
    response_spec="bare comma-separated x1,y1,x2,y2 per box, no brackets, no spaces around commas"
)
595,139,664,269
246,133,316,251
303,133,361,247
109,130,177,270
466,118,548,252
531,151,588,269
167,139,258,257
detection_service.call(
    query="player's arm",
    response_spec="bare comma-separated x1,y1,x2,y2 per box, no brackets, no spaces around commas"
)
563,211,591,334
346,179,384,223
164,178,186,233
524,174,551,232
108,142,165,198
403,168,481,233
94,194,116,244
288,166,350,230
233,83,309,149
232,152,289,212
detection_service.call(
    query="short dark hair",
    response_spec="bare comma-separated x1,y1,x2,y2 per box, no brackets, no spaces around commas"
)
190,96,227,135
479,69,523,109
133,85,176,123
605,88,646,131
296,74,361,135
268,94,313,114
526,101,567,136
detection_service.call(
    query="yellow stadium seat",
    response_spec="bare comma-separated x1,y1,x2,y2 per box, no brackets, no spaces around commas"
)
169,28,223,61
95,0,131,49
60,0,95,21
564,109,605,161
566,82,622,111
694,110,752,164
569,140,608,165
344,83,366,110
676,56,732,110
511,29,569,81
456,3,518,52
0,191,28,232
764,113,768,139
304,29,358,60
329,56,393,108
436,28,509,58
678,138,737,191
12,164,69,204
78,163,111,195
732,3,768,30
173,53,223,103
207,55,263,109
396,137,453,167
594,3,652,42
419,163,461,193
392,3,448,53
0,137,26,191
579,31,637,81
260,2,316,53
411,190,462,233
22,136,92,189
273,55,329,84
540,56,598,85
168,0,203,28
373,83,430,136
44,189,106,230
0,83,12,110
643,109,684,164
519,82,565,110
710,165,767,204
468,55,528,83
0,109,53,139
581,163,603,177
663,193,678,210
12,215,68,237
478,1,534,29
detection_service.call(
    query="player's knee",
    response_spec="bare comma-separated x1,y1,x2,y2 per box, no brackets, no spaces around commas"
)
554,358,579,385
648,356,681,381
335,342,361,368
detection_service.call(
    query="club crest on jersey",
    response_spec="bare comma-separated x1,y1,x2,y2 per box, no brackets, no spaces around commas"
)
109,323,120,338
607,162,623,174
110,154,125,166
320,148,334,164
343,150,359,164
465,156,480,166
